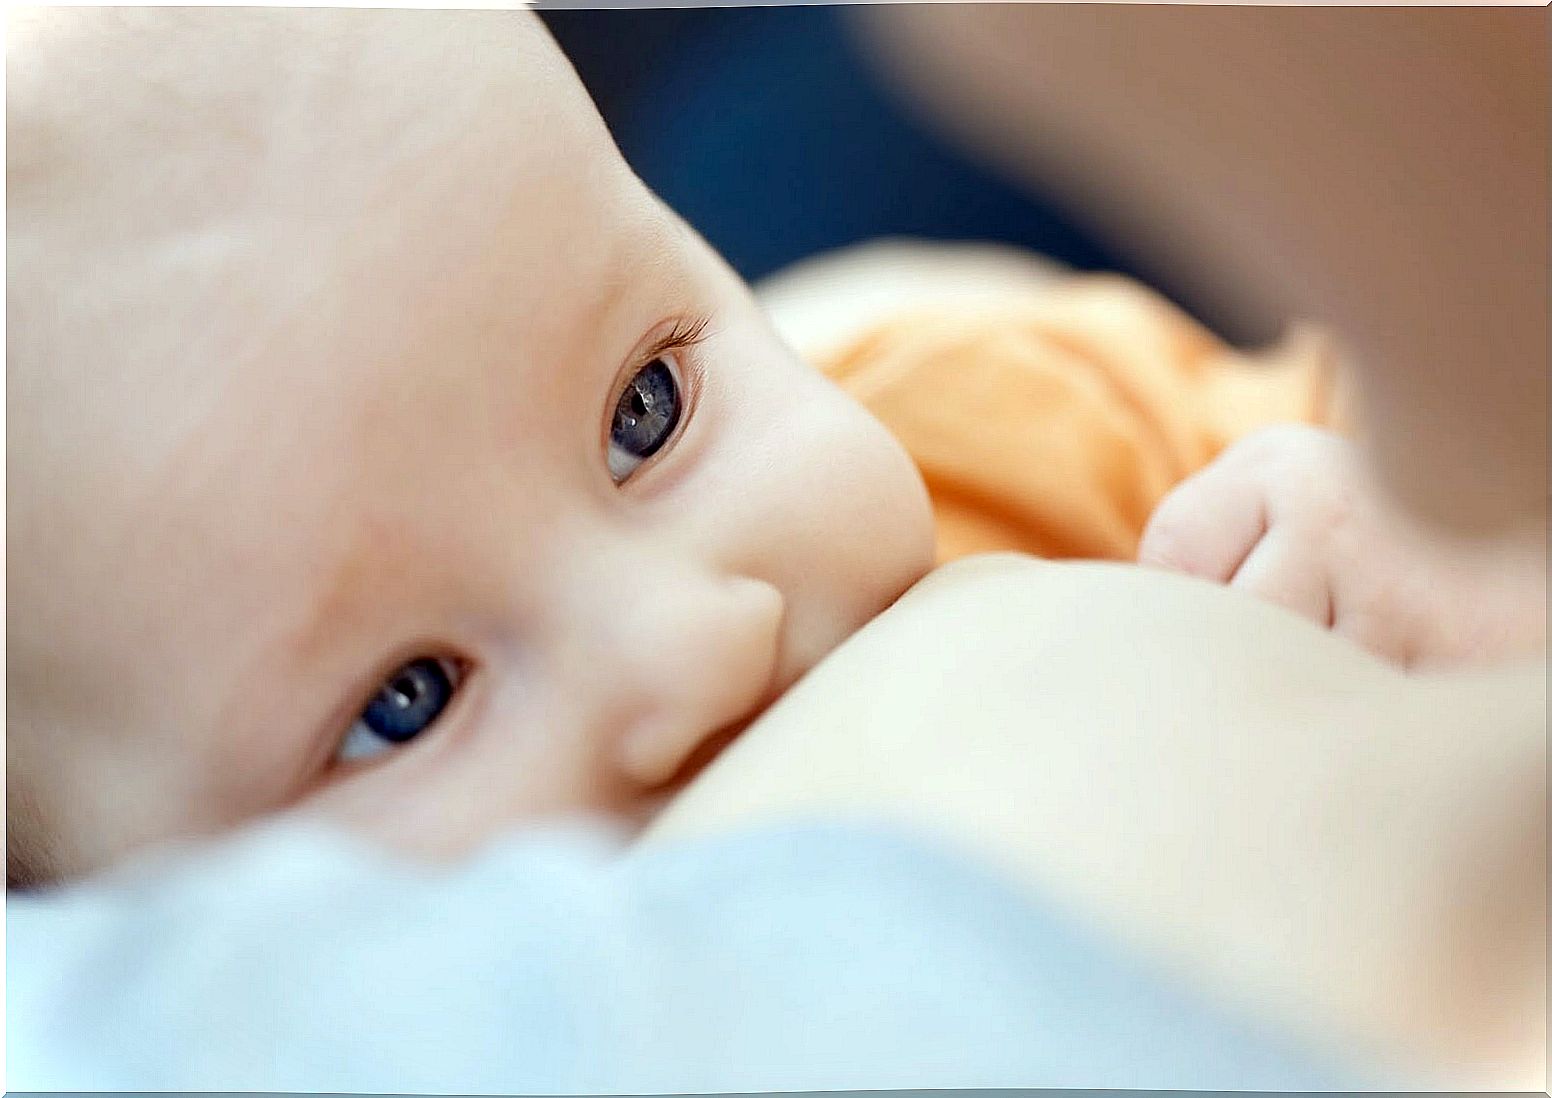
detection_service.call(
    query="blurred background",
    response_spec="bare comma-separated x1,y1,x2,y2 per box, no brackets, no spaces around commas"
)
539,7,1204,325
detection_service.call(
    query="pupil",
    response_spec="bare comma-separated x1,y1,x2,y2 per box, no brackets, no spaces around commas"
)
630,389,648,417
360,657,454,745
391,675,420,706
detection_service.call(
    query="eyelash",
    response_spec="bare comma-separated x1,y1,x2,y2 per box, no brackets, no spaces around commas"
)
644,314,712,364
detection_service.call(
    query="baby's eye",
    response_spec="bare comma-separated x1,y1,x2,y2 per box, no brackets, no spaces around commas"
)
607,354,683,483
337,657,460,763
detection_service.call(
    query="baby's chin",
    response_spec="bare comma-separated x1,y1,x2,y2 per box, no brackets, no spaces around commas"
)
635,656,835,829
633,717,758,829
640,571,934,831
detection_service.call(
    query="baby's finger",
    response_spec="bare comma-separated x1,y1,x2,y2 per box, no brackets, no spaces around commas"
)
1138,465,1267,583
1228,523,1334,629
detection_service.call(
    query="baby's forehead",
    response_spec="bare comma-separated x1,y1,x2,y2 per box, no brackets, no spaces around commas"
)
10,6,622,473
7,5,642,701
11,7,601,228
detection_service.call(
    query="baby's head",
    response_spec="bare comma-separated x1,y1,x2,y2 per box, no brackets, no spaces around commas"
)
7,7,934,886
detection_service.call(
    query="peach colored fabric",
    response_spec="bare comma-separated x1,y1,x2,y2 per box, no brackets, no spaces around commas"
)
818,275,1344,564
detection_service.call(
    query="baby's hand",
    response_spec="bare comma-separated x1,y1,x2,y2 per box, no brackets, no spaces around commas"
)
1138,424,1546,669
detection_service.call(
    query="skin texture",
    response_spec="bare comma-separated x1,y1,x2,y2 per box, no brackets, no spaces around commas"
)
646,554,1546,1089
5,7,934,882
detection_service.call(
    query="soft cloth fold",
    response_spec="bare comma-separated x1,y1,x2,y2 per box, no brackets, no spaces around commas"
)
820,275,1346,562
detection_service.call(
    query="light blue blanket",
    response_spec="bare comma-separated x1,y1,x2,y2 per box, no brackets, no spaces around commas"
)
8,818,1351,1091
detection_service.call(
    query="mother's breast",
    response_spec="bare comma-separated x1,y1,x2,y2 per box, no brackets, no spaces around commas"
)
641,552,1546,1089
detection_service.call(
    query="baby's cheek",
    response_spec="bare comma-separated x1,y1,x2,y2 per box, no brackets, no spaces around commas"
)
791,390,935,629
702,332,933,671
286,765,457,862
289,702,642,862
845,397,936,573
288,750,499,863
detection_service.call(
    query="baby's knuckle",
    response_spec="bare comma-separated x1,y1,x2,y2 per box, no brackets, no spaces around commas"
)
1146,481,1195,525
1149,475,1218,526
1140,497,1209,568
1137,528,1191,572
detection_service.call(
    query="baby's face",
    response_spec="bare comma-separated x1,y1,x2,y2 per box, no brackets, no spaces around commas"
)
7,9,934,882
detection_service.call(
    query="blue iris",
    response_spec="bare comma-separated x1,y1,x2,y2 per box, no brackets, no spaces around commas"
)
608,357,681,482
360,658,455,743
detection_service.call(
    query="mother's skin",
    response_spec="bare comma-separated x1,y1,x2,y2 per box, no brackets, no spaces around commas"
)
644,553,1545,1089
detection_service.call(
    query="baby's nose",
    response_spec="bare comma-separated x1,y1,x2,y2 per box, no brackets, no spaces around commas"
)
563,560,785,790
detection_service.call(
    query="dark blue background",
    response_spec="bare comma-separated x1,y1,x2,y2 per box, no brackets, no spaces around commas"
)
541,7,1135,288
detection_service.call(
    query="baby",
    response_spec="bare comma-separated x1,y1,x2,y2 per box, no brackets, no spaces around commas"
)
7,5,943,886
7,7,1540,888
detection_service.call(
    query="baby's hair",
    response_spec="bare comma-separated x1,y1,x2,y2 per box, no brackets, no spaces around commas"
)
8,847,46,892
6,784,57,891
